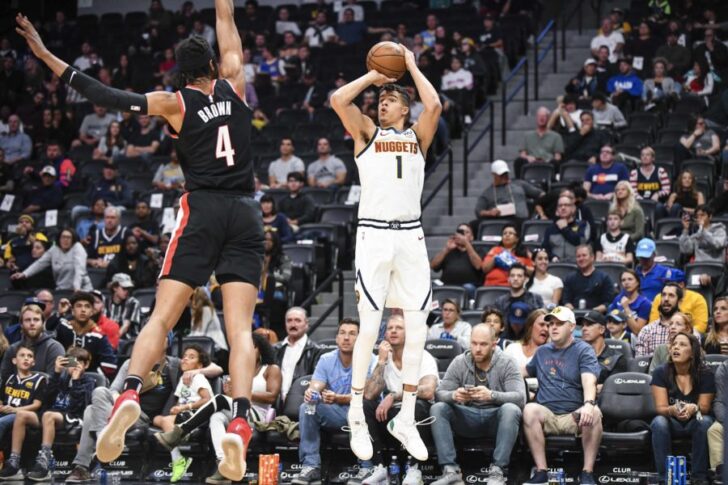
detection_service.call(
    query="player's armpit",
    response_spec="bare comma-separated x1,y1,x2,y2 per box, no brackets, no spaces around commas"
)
146,91,184,132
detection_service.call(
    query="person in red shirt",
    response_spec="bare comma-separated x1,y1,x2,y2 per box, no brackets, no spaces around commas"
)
90,290,120,349
481,224,534,286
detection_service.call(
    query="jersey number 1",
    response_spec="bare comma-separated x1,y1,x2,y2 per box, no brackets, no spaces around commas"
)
396,155,402,179
216,125,236,166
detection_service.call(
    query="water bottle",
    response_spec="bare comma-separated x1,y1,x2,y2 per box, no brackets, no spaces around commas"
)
388,456,401,485
304,391,320,415
49,457,56,485
99,469,108,485
547,468,565,485
578,299,587,310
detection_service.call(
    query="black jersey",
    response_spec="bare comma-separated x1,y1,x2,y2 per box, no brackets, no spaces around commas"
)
4,372,46,408
174,79,254,194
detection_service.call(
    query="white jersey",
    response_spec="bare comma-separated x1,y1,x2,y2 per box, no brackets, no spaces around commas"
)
355,126,425,222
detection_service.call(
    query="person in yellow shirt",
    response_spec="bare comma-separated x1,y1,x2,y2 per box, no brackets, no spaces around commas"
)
2,215,48,273
648,282,708,333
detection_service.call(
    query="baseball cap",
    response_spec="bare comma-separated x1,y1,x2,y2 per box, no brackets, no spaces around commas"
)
22,297,46,311
111,273,135,289
579,310,606,326
90,289,105,303
508,301,531,328
635,238,656,258
607,309,626,323
584,58,597,66
491,160,510,175
544,306,576,325
40,165,57,177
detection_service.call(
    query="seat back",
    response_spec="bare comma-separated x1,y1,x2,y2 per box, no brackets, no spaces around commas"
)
655,218,682,240
520,162,554,190
0,291,30,315
282,374,312,420
685,262,723,287
599,372,655,422
521,220,552,245
460,310,482,325
559,161,589,182
476,219,517,242
547,263,577,282
432,286,467,310
627,355,651,373
473,287,509,310
705,354,728,370
169,336,216,357
595,263,626,290
605,338,633,360
583,199,611,223
655,240,681,264
425,339,463,372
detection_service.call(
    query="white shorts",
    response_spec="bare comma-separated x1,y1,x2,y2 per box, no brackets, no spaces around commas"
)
354,224,432,312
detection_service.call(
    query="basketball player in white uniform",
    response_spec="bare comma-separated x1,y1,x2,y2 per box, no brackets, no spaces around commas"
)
330,48,442,463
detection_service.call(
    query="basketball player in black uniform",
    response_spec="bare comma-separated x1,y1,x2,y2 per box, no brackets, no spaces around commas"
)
16,1,262,479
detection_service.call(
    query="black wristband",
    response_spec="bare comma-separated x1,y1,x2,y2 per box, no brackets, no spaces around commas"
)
61,66,148,114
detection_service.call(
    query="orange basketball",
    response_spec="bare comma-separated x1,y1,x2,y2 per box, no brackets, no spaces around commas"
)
366,41,406,80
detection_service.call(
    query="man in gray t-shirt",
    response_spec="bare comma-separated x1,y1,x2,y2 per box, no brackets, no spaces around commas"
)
307,137,347,188
515,106,564,178
78,105,115,147
268,138,305,188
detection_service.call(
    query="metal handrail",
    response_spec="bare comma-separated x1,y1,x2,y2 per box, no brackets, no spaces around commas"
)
501,57,529,145
462,101,495,196
304,269,344,335
422,146,453,215
533,19,558,100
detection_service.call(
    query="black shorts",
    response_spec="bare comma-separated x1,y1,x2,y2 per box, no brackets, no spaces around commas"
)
160,191,264,288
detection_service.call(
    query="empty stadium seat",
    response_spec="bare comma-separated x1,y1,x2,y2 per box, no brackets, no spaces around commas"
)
0,291,30,314
559,161,589,182
583,199,610,222
605,338,633,360
595,263,626,289
431,285,468,309
474,287,509,310
547,263,578,282
460,310,483,325
685,262,723,287
599,372,656,453
655,218,682,240
425,339,463,372
521,220,552,245
520,162,554,190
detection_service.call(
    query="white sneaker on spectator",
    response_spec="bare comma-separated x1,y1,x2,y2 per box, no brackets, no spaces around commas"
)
430,465,464,485
402,464,424,485
361,465,388,485
485,465,507,485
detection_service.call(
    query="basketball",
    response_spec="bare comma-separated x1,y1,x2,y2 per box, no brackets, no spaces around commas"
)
366,41,407,80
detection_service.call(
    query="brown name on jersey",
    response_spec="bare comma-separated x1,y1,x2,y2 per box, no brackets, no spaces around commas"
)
374,141,419,154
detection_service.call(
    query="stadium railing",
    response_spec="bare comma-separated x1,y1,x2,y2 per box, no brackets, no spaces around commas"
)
302,268,345,335
533,19,558,101
422,146,454,216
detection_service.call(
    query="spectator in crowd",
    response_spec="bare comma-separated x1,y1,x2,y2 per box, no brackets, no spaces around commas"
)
441,57,474,118
85,160,133,208
430,223,482,296
20,240,55,290
72,41,103,73
90,290,120,350
430,324,525,485
2,347,96,481
579,311,627,389
275,8,301,37
679,115,721,162
4,215,49,273
548,94,583,135
642,58,677,110
75,199,106,244
543,196,589,263
606,310,636,347
152,150,184,191
129,200,160,252
152,345,213,482
474,160,543,221
482,307,508,349
562,245,615,314
504,308,549,377
278,172,316,231
482,224,533,287
336,8,392,46
704,297,728,355
106,273,142,339
105,234,157,289
55,292,117,379
419,14,438,48
0,115,31,164
360,315,438,484
649,311,695,373
636,282,683,357
679,204,727,263
495,264,544,340
87,206,129,268
583,144,629,200
303,11,338,48
0,304,64,383
274,307,321,401
93,121,127,162
189,17,215,47
595,210,635,264
12,228,92,291
607,269,651,334
666,170,706,218
610,180,645,241
606,57,643,112
268,138,305,189
591,93,627,128
259,228,292,316
593,45,616,79
684,59,715,100
625,21,660,75
527,248,563,307
21,165,63,214
709,360,728,478
563,111,608,163
260,194,294,243
0,148,14,193
0,344,46,465
693,27,727,76
514,107,564,178
429,299,472,350
591,17,624,63
522,306,602,485
630,146,670,202
307,138,346,189
649,279,707,334
76,105,115,148
62,352,221,483
124,114,160,159
291,319,375,484
39,141,76,190
650,332,714,484
188,288,228,362
566,59,606,99
655,30,691,78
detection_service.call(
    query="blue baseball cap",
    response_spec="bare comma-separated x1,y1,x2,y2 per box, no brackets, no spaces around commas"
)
635,238,656,258
508,301,532,327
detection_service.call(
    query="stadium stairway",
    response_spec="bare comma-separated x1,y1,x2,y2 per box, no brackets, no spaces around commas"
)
307,28,596,335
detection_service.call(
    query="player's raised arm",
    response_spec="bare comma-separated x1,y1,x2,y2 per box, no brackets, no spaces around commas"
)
330,71,394,147
405,48,442,155
215,0,246,99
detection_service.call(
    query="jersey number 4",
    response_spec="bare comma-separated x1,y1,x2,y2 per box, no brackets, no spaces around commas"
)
216,125,236,166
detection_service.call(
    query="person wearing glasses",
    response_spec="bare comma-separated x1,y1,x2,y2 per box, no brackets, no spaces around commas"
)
543,196,588,263
430,223,482,299
583,143,629,201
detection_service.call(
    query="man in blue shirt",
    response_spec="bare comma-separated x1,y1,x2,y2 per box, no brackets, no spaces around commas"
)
292,318,377,485
523,306,602,485
635,238,685,301
583,144,629,200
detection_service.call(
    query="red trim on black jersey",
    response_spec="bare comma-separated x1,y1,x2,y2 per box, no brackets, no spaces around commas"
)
160,193,191,277
225,79,245,102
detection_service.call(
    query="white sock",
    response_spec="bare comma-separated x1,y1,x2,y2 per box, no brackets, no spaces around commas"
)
400,391,417,423
350,390,364,410
171,447,182,461
399,310,428,423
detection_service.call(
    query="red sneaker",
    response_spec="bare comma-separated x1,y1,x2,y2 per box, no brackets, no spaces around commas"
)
218,417,252,481
96,390,141,463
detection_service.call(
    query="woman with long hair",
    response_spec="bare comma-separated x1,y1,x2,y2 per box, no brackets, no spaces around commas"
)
610,181,644,240
189,287,229,355
642,58,677,109
503,308,549,376
93,121,127,161
527,248,563,306
704,297,728,355
649,312,695,373
650,332,714,483
607,269,651,334
666,169,705,217
260,194,293,243
481,224,533,287
684,58,714,98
